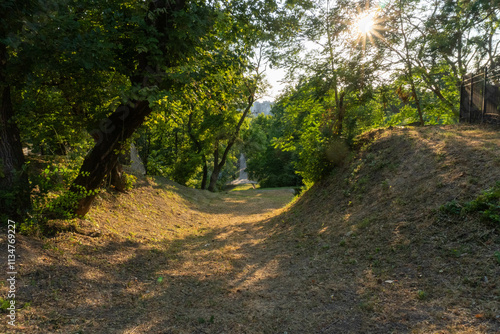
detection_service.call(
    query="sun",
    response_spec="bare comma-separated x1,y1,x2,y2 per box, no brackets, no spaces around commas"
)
356,12,375,35
352,9,385,49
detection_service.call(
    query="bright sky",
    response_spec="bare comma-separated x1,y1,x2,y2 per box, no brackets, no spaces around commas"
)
260,67,287,102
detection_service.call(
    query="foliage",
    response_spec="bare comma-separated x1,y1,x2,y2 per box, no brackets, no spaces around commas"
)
270,80,355,184
495,251,500,265
0,297,11,312
247,0,498,186
465,182,500,224
123,172,137,191
440,182,500,224
243,113,302,188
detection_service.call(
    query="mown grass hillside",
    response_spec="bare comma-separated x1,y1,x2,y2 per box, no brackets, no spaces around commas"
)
268,124,500,332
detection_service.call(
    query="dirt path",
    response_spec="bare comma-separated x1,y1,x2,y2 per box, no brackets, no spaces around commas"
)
2,186,310,334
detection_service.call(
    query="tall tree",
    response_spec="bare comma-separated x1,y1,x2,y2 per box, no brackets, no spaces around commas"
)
0,0,38,221
69,0,215,215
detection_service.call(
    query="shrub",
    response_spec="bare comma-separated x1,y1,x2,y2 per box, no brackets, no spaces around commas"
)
440,182,500,224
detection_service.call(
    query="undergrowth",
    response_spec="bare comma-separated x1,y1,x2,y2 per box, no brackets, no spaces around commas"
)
21,157,137,235
440,181,500,224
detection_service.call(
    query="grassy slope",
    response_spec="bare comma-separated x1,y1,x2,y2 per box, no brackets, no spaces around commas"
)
269,124,500,333
0,124,499,333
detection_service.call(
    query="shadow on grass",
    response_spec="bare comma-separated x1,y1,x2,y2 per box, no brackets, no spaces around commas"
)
4,125,500,333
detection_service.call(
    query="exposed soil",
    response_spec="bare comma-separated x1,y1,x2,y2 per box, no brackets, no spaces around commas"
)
1,124,500,333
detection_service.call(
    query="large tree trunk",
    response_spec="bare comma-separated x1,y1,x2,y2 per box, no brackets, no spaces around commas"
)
0,86,31,221
70,101,151,216
108,143,132,192
89,130,129,193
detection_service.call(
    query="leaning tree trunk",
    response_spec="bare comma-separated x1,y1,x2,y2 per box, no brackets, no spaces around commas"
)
69,0,191,216
207,166,221,192
0,85,31,221
207,93,255,192
89,127,130,193
70,101,152,216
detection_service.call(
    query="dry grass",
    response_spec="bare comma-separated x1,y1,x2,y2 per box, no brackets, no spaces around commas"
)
0,124,499,333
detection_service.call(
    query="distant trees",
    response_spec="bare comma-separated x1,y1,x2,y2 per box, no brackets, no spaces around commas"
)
251,101,273,115
243,113,303,188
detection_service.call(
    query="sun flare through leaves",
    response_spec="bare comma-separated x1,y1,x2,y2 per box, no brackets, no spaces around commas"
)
352,7,384,50
356,12,375,35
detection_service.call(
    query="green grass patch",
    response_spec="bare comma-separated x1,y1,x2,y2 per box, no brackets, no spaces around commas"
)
228,184,260,191
440,181,500,224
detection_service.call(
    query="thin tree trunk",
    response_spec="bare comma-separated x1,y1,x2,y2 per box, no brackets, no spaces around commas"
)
187,110,208,190
201,158,208,190
414,59,457,114
0,85,31,221
407,67,424,126
70,101,151,216
207,93,255,192
207,164,221,192
208,144,220,192
399,1,424,126
334,91,346,136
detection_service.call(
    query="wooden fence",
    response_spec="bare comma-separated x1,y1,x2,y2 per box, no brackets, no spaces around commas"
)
460,67,500,124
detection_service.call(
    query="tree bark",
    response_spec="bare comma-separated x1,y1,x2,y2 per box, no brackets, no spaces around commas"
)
110,161,126,192
109,144,132,192
70,101,151,216
398,1,424,126
187,110,209,190
334,91,346,136
207,165,221,192
207,144,221,192
0,85,31,221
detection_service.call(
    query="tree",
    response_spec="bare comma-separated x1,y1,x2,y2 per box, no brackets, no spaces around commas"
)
243,113,303,188
0,0,39,221
206,65,263,192
68,0,217,215
69,0,317,211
